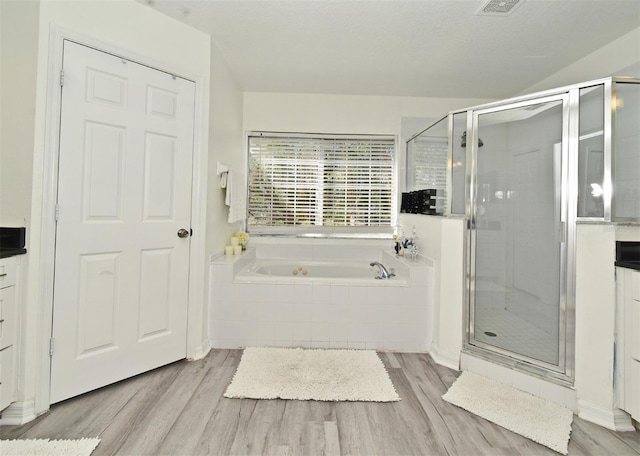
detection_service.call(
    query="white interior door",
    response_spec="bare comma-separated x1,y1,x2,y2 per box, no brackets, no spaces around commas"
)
51,41,195,403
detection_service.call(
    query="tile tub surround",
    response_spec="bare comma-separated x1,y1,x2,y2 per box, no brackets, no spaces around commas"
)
209,247,434,351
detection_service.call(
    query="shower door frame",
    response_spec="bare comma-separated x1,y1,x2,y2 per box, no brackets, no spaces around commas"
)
464,91,577,385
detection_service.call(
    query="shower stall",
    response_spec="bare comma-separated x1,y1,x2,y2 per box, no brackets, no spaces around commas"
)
468,93,570,380
407,77,640,383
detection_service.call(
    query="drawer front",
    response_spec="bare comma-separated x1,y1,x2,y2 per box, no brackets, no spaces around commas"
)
0,346,15,411
0,257,17,289
0,286,15,350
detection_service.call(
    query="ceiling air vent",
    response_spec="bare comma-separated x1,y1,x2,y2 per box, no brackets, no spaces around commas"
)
476,0,523,16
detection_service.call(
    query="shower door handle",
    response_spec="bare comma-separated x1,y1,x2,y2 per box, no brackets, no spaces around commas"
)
559,221,566,243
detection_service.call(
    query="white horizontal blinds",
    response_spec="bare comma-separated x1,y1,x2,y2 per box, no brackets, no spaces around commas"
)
248,134,394,231
249,137,322,227
323,139,393,227
410,136,448,197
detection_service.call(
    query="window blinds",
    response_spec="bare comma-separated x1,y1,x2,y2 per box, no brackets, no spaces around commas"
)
248,134,395,233
406,136,448,197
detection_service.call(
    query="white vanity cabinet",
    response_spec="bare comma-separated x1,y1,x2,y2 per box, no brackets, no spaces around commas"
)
0,256,17,411
616,267,640,422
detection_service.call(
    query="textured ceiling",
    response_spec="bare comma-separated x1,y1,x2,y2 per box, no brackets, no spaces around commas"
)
143,0,640,99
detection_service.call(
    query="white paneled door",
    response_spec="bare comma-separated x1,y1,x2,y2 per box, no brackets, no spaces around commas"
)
50,41,195,403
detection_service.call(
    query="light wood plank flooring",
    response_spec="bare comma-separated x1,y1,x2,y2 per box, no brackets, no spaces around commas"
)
1,350,639,455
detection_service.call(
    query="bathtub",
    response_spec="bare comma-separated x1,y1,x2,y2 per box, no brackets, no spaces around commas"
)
209,246,434,351
237,258,408,285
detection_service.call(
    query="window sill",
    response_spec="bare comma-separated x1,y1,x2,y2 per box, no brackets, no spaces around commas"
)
249,235,393,245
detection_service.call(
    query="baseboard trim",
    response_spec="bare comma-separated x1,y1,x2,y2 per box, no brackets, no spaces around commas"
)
577,398,636,431
188,339,211,361
429,346,460,371
0,400,38,425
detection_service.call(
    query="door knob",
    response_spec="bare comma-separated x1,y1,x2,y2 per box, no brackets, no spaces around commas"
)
177,228,190,238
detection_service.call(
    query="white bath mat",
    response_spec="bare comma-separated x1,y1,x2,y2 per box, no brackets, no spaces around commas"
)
0,438,100,456
224,347,400,402
442,371,573,454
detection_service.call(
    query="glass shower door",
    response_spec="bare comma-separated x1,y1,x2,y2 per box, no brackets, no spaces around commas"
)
469,94,568,372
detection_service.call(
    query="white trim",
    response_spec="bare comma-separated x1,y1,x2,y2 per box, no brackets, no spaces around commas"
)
460,352,578,411
34,25,66,417
188,339,212,361
0,400,37,425
248,131,396,141
429,346,460,371
577,398,636,431
32,25,208,418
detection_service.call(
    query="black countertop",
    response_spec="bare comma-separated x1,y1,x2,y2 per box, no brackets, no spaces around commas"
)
0,227,27,259
615,260,640,271
0,248,27,259
616,241,640,271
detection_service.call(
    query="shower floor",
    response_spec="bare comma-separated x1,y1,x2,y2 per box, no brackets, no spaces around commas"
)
473,285,560,365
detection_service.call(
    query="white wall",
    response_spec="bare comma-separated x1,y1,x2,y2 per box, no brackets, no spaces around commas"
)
0,0,39,226
399,214,465,369
574,224,623,428
244,92,493,137
243,92,493,217
573,223,640,429
9,0,212,421
207,43,245,253
521,26,640,95
204,42,244,347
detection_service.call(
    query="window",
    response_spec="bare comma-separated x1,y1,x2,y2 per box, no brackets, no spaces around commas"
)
248,133,396,235
406,136,448,190
405,116,449,215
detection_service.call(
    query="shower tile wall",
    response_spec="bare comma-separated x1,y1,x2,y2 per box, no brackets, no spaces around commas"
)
474,102,563,362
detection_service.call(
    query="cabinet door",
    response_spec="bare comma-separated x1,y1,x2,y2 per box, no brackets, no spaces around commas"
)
625,271,640,421
0,347,14,411
0,286,15,350
629,298,640,420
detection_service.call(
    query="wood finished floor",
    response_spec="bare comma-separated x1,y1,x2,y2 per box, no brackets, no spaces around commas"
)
1,349,639,456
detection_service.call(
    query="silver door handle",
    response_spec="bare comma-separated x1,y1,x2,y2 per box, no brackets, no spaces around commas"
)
177,228,190,238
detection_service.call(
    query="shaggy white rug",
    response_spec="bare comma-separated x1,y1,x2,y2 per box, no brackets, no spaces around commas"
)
442,371,573,454
0,438,100,456
224,347,400,402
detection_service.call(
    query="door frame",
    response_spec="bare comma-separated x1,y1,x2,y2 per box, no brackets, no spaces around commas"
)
35,26,209,414
464,92,576,385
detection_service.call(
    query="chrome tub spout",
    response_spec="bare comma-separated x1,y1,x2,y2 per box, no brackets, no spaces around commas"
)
370,262,395,279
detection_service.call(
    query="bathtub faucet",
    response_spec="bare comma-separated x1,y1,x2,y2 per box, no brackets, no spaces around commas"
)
370,262,395,279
